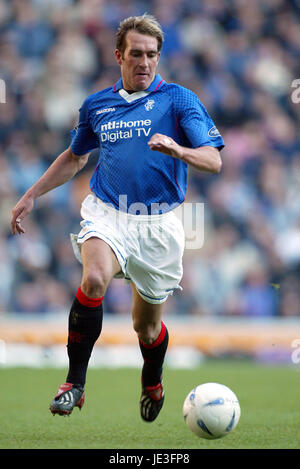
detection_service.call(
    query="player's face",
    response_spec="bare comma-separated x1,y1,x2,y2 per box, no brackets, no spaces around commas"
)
115,30,160,91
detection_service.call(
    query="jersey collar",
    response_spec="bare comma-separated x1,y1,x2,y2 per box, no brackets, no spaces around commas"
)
113,74,165,93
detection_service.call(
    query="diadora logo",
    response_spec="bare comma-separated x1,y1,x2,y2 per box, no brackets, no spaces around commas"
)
96,107,116,115
145,99,155,111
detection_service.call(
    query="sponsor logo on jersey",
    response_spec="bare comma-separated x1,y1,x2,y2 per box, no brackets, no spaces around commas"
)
100,119,152,143
208,126,221,137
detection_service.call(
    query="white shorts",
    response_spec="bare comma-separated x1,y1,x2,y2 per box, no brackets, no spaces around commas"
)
70,193,185,304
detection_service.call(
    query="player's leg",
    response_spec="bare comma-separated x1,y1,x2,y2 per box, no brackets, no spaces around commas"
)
81,236,122,298
66,237,121,384
131,284,169,422
50,237,121,416
131,283,164,345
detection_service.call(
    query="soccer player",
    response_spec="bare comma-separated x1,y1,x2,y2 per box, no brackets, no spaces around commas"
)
11,14,224,421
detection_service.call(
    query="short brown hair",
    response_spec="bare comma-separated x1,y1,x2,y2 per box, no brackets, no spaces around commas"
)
116,14,164,54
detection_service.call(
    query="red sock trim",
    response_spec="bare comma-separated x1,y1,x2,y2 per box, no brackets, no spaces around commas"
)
139,321,166,349
76,286,104,308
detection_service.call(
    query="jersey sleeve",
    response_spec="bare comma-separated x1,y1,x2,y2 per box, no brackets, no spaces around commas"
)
172,86,225,150
70,96,99,156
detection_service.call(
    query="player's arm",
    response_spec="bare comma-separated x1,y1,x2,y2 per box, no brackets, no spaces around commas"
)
11,148,89,235
148,133,222,173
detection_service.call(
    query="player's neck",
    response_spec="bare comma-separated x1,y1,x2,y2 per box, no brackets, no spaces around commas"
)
124,89,138,94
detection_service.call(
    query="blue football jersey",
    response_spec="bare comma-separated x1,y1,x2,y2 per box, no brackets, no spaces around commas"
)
70,74,224,214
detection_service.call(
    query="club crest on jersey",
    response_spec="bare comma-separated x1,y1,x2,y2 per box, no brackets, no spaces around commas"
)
145,99,155,111
208,126,221,137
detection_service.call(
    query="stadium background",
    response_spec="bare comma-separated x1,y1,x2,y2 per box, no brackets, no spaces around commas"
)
1,0,300,367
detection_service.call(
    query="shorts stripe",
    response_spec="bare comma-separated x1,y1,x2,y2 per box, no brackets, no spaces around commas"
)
138,289,168,302
78,230,126,263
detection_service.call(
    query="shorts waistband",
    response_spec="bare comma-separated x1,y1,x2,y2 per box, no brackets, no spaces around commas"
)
92,194,176,223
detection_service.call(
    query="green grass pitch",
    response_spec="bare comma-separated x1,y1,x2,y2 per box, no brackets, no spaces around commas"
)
0,359,299,449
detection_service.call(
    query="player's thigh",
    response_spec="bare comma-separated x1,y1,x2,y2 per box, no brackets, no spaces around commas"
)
131,283,165,344
81,237,121,296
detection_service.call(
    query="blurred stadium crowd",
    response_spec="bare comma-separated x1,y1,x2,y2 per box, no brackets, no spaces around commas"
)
0,0,300,317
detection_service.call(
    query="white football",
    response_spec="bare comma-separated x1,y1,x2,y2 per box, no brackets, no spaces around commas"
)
183,382,241,439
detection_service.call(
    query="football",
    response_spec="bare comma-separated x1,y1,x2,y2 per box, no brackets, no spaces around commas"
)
183,382,241,439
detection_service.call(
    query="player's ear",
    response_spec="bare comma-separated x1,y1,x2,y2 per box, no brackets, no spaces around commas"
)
115,49,123,65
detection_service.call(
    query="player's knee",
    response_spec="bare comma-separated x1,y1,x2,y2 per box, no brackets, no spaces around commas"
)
134,321,160,345
81,270,109,298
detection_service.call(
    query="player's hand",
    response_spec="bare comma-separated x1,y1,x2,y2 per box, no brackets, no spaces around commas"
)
11,194,34,235
148,133,183,159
